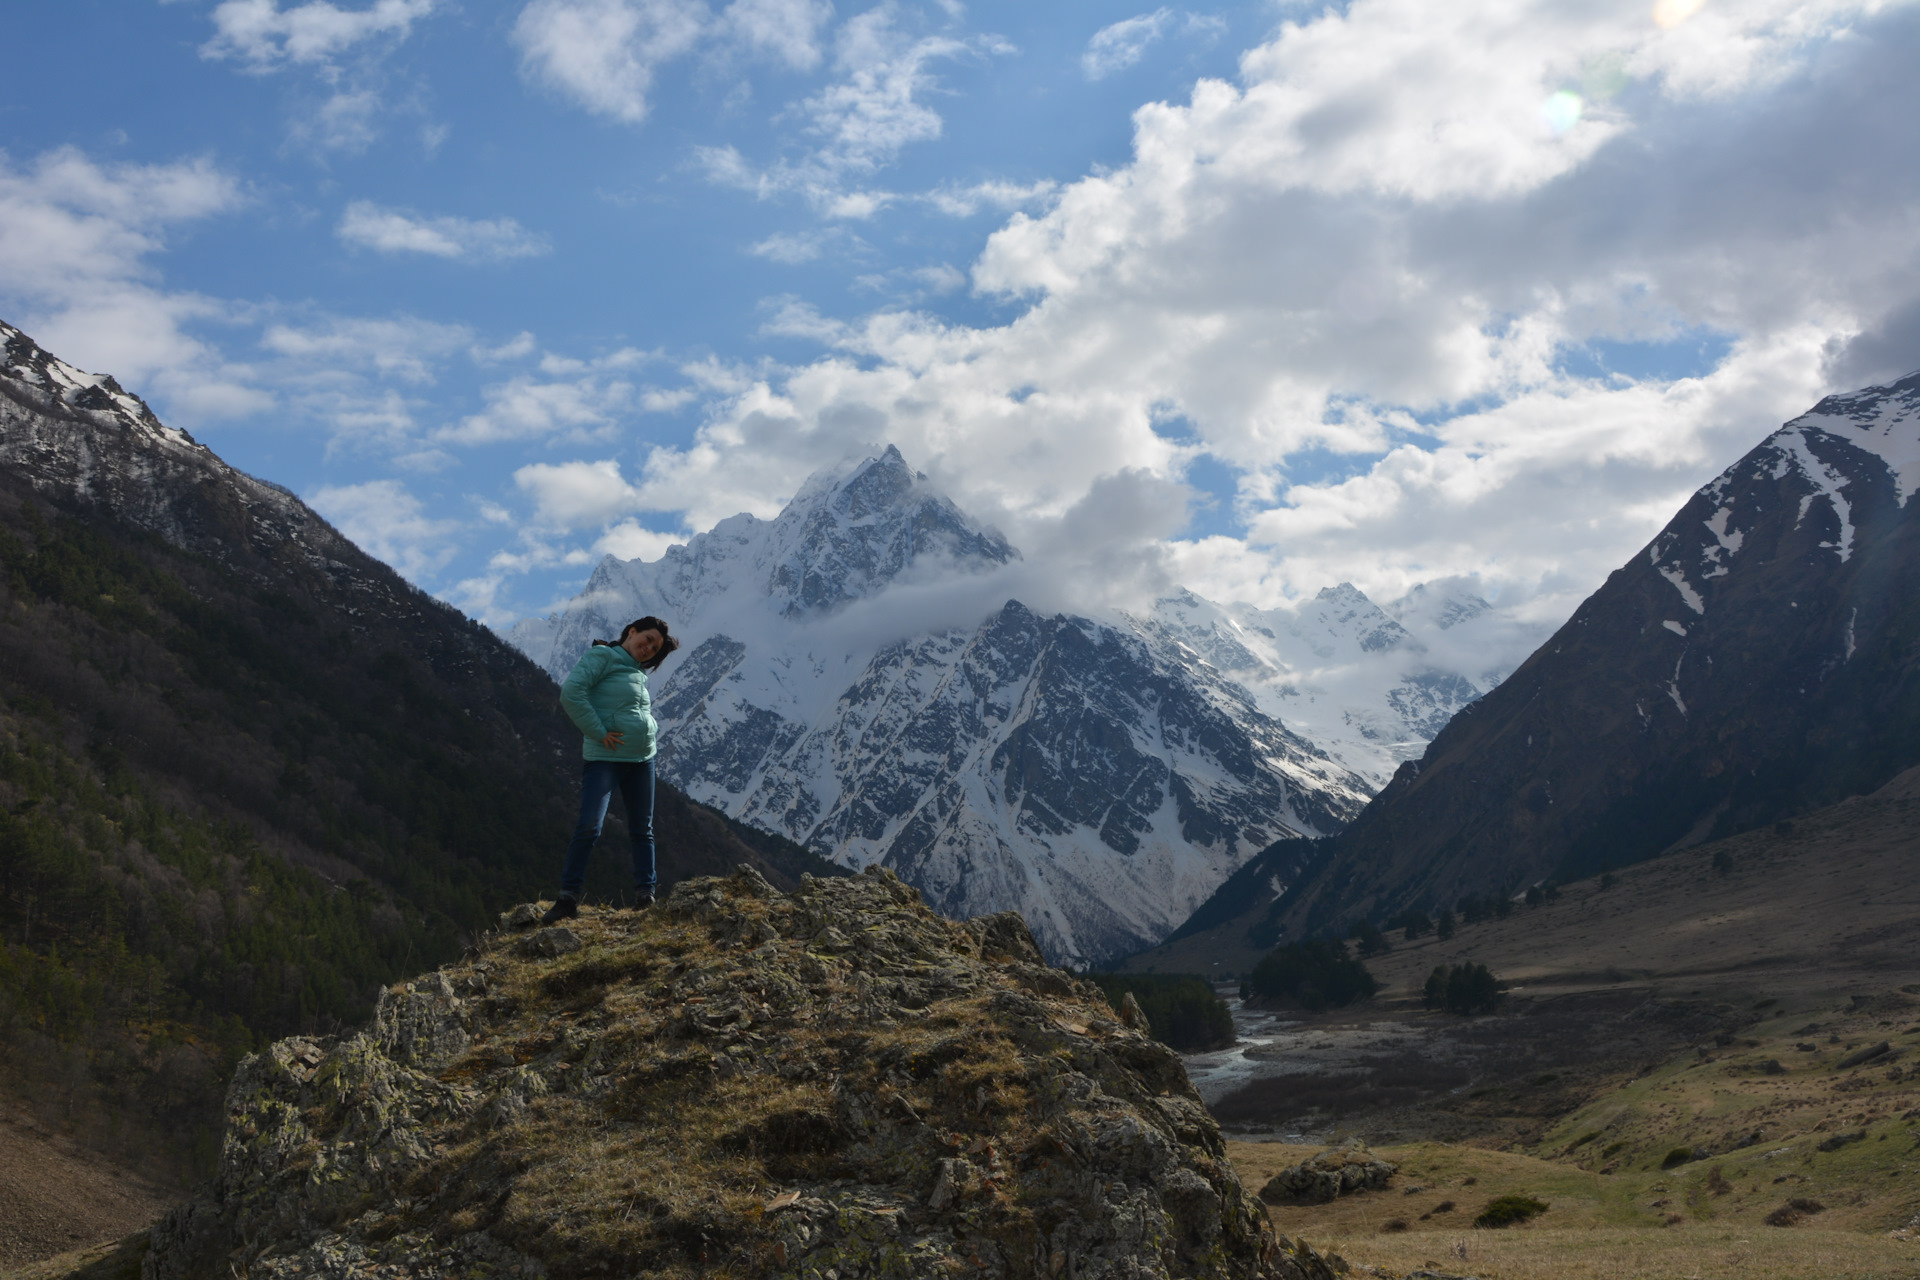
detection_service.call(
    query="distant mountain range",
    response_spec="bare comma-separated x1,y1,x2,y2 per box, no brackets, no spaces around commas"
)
1186,368,1920,947
511,447,1524,964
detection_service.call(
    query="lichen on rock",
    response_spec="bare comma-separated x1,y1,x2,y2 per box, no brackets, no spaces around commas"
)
146,865,1338,1279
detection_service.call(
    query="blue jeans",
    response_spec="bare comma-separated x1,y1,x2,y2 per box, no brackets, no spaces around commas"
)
559,759,656,900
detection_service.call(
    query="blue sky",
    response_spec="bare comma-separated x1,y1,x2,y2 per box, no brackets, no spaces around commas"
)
4,0,1918,635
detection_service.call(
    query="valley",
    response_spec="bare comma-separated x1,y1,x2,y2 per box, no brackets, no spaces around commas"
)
1150,766,1920,1277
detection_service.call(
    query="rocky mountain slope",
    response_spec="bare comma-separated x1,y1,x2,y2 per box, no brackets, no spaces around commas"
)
512,448,1514,966
1249,369,1920,941
138,867,1340,1280
0,320,832,1195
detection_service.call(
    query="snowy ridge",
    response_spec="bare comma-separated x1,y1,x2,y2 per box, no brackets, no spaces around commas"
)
512,446,1513,963
0,321,368,580
1787,370,1920,506
1138,583,1511,782
1635,367,1920,739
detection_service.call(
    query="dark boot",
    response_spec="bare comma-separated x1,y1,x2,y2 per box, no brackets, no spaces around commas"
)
539,896,578,926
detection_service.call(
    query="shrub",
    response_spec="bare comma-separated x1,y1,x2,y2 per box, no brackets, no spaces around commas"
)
1473,1195,1548,1228
1712,849,1734,875
1601,1140,1628,1158
1435,910,1456,940
1424,962,1502,1015
1391,908,1432,940
1599,871,1618,891
1348,918,1391,957
1524,885,1543,906
1245,939,1379,1011
1431,1199,1455,1214
1380,1218,1410,1233
1765,1197,1825,1227
1661,1147,1696,1169
1088,974,1234,1052
1566,1130,1602,1150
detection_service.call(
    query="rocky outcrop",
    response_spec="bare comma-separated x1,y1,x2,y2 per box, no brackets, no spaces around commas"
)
146,866,1339,1280
1257,1139,1396,1205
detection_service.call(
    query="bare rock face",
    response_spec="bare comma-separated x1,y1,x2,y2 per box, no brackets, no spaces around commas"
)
146,866,1338,1280
1258,1139,1397,1205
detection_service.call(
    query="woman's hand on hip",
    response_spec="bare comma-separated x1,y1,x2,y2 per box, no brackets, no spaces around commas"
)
600,730,625,750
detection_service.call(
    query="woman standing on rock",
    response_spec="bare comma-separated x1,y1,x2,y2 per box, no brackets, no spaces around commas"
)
542,616,680,925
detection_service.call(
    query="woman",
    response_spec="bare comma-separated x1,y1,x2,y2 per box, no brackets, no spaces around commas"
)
541,616,681,924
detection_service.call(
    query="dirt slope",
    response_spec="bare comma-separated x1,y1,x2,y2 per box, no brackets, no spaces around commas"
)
0,1106,172,1272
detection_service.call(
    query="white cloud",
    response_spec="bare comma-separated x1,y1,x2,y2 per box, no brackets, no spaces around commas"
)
614,0,1920,631
749,230,830,263
473,331,539,363
201,0,437,69
800,10,968,172
202,2,441,153
295,87,386,154
696,10,1011,214
249,314,477,455
444,373,635,445
513,457,645,526
1081,9,1174,81
852,262,967,299
337,201,552,261
309,477,460,580
260,314,472,382
722,0,832,70
513,0,707,125
921,178,1057,218
439,348,679,446
594,519,685,559
0,146,263,422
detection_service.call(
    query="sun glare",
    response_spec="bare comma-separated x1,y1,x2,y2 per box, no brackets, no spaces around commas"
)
1541,91,1584,136
1653,0,1708,29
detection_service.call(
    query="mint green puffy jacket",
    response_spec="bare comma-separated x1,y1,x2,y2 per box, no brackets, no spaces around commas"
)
558,644,657,762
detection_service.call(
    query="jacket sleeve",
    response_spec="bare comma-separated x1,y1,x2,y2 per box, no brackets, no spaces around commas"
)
559,647,611,740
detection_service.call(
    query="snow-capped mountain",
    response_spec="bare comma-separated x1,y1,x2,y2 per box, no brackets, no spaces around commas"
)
511,446,1505,963
0,320,361,580
1256,368,1920,942
1135,582,1507,783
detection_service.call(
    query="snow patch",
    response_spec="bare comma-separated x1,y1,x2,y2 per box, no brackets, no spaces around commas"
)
1662,620,1687,637
1790,378,1920,505
1772,426,1855,561
1657,565,1706,615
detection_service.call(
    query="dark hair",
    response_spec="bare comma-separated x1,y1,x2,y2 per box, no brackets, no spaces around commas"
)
592,616,680,672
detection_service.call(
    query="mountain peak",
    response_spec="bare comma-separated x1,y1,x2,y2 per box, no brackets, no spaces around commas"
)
762,444,1016,618
1391,580,1495,631
1784,368,1920,506
1308,582,1409,653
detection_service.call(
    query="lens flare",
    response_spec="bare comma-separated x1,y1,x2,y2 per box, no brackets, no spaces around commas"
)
1653,0,1707,28
1542,91,1584,136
